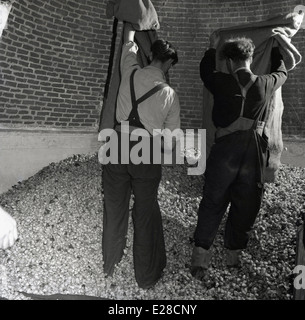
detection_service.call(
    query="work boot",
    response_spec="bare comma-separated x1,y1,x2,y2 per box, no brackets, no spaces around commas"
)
138,271,164,290
226,249,242,268
190,246,211,281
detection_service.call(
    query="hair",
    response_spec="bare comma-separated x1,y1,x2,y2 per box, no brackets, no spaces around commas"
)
151,39,178,66
219,37,255,62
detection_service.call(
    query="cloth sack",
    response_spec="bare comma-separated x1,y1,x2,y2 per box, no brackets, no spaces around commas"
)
106,0,160,30
99,0,160,131
202,11,303,182
99,29,158,131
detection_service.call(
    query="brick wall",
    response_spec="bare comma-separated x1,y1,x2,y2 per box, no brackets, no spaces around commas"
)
152,0,305,136
0,0,111,129
0,0,304,136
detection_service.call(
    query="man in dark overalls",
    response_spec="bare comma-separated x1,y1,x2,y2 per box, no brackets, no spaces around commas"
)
191,34,288,279
102,22,180,289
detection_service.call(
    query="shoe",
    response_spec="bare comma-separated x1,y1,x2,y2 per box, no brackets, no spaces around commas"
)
190,266,207,281
226,249,242,268
137,271,164,290
190,246,211,280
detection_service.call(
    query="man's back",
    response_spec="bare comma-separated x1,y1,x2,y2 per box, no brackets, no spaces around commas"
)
200,47,287,128
116,42,180,134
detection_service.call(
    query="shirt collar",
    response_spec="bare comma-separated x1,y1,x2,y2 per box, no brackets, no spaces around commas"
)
143,65,166,81
234,67,252,74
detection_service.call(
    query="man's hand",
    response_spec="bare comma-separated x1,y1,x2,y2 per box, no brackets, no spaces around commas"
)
0,206,18,250
123,22,136,43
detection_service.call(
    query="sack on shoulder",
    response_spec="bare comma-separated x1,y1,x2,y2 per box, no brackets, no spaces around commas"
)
106,0,160,31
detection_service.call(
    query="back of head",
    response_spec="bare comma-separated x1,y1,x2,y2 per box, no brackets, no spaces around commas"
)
219,37,255,62
151,39,178,66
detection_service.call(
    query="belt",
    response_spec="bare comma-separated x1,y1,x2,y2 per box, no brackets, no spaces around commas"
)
215,117,265,139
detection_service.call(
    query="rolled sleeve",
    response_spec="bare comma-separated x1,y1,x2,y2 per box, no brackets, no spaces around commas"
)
120,41,140,75
162,94,182,153
164,93,180,131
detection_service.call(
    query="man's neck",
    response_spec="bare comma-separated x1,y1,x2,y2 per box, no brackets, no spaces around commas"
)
232,61,252,74
150,60,167,73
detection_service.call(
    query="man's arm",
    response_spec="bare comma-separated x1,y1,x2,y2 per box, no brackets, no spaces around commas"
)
200,49,216,85
264,42,288,95
120,22,140,75
123,22,136,43
199,32,220,92
162,92,181,153
267,46,288,93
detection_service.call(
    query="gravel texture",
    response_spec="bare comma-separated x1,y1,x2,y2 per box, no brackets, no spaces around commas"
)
0,153,304,300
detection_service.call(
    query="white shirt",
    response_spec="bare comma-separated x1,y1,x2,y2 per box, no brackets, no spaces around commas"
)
116,42,181,135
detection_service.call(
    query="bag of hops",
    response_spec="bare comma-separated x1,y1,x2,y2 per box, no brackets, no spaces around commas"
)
106,0,160,31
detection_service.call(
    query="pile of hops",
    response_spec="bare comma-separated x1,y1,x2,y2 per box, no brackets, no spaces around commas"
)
0,153,304,300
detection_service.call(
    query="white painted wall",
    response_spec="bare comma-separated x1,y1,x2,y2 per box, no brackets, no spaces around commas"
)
0,129,102,194
0,129,304,195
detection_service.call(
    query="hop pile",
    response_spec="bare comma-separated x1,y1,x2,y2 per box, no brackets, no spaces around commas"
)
0,153,304,300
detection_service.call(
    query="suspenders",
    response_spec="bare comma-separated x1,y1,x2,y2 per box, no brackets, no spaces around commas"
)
229,73,268,185
214,73,270,141
236,74,267,134
237,75,257,118
126,69,169,129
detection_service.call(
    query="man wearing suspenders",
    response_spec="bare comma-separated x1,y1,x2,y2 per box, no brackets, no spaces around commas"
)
191,34,288,280
102,22,180,289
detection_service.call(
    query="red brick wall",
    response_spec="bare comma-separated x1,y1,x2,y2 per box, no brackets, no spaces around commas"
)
0,0,304,136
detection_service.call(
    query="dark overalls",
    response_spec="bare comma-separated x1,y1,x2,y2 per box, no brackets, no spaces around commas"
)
194,48,287,250
102,69,168,289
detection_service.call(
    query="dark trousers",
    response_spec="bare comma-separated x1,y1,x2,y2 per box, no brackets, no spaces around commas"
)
102,133,166,288
194,130,266,250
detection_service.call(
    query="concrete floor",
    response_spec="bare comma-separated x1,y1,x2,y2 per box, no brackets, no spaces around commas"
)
0,128,102,194
280,138,305,168
0,129,304,195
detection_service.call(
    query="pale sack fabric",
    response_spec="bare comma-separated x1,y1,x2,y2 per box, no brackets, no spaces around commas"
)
106,0,160,30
